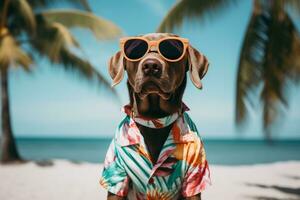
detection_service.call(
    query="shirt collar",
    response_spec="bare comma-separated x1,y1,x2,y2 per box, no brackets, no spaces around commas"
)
122,102,190,128
116,103,194,147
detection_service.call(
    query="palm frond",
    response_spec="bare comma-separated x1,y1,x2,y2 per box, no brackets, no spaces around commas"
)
287,33,300,82
7,0,36,35
0,34,32,71
40,9,122,40
58,46,114,92
285,0,300,16
157,0,238,32
31,16,79,62
26,0,91,11
48,22,80,60
31,15,115,93
235,10,263,126
235,1,300,138
260,6,299,132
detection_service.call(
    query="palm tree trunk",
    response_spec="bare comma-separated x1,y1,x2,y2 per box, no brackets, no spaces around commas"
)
1,68,21,163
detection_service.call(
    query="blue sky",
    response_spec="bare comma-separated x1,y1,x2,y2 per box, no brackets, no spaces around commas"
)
9,0,300,139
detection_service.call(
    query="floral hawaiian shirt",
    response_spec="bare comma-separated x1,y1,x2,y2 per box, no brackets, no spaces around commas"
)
99,104,211,200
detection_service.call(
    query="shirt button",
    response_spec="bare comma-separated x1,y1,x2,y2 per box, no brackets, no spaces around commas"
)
149,177,154,184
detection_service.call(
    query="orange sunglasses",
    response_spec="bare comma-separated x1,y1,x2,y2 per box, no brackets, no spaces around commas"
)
120,36,189,62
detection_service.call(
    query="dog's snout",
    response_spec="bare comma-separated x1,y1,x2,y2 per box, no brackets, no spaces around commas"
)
142,59,162,77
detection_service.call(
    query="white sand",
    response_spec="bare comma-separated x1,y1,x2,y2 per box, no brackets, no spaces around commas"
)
0,160,299,200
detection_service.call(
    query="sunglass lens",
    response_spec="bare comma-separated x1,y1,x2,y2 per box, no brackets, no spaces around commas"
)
159,39,184,60
124,39,148,60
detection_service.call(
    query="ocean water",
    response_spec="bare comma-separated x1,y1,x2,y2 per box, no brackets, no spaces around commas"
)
12,138,300,165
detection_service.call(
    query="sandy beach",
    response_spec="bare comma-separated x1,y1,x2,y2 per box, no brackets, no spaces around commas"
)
0,160,299,200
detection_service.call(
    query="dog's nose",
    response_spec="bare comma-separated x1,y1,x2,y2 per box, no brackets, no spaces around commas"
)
142,59,162,77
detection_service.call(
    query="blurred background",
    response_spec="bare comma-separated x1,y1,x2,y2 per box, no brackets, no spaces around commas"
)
1,0,300,165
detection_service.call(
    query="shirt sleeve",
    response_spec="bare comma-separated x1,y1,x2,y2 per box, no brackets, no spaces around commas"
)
99,139,130,197
181,137,211,198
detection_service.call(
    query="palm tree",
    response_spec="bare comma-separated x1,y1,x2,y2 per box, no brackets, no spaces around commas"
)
0,0,121,163
158,0,300,140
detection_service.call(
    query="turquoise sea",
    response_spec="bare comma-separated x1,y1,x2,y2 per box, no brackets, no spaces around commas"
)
11,138,300,165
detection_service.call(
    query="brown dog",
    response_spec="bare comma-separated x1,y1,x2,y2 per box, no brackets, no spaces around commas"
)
102,33,210,200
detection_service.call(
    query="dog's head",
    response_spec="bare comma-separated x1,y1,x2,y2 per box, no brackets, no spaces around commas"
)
108,33,209,117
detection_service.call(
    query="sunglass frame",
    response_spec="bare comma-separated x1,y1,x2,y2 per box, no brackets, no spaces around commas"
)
120,36,189,62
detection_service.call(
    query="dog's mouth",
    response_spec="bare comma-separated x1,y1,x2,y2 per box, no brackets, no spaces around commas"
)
137,81,172,100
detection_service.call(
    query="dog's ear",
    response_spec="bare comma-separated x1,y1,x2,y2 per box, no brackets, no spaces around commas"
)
187,45,209,89
108,51,125,87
